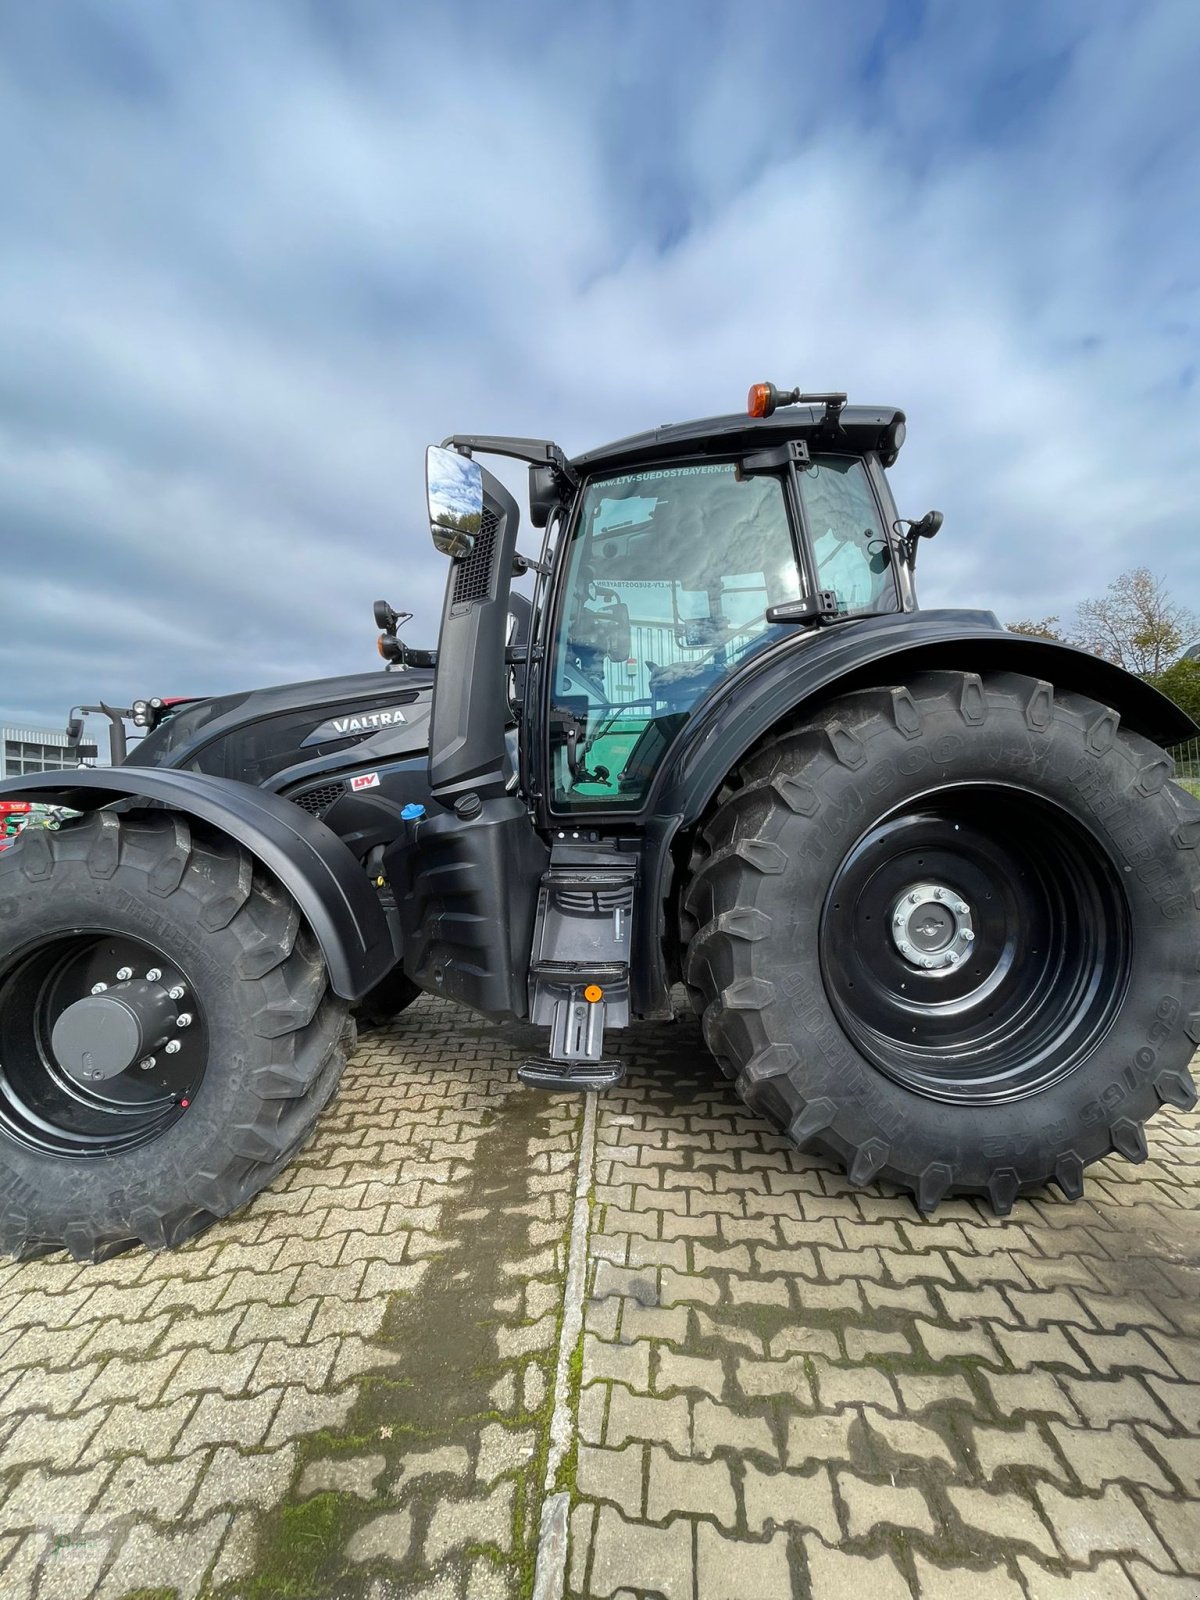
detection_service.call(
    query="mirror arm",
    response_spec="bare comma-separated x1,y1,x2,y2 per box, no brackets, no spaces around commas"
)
894,510,943,568
70,704,130,766
441,435,580,490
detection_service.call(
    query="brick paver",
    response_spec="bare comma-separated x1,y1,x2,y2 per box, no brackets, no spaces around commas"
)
567,1016,1200,1600
0,995,1196,1598
0,1000,575,1598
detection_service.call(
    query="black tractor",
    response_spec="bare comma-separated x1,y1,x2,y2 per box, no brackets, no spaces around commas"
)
2,384,1197,1259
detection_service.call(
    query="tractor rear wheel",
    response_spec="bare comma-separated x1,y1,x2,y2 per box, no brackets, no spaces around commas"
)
0,810,353,1259
683,670,1200,1213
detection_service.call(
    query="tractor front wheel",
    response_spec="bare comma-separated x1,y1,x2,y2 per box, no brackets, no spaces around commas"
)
683,671,1200,1213
0,810,353,1259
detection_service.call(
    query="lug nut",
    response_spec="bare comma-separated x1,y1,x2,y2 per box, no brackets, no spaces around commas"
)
962,929,975,943
909,891,921,905
177,1013,192,1028
165,1040,181,1055
146,968,162,982
91,982,108,994
933,888,945,901
956,900,970,915
947,952,961,965
922,956,936,968
139,1055,156,1070
116,966,133,981
168,986,185,1001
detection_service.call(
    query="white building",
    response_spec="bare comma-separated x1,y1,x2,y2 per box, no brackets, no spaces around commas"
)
1,724,98,779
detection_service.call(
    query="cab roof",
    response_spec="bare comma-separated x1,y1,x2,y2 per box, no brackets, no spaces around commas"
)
570,404,905,478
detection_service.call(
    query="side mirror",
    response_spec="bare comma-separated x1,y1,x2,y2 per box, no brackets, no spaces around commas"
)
65,715,84,749
912,509,943,540
426,446,484,559
901,509,943,568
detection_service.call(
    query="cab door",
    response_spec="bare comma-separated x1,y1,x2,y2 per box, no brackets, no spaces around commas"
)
544,459,805,814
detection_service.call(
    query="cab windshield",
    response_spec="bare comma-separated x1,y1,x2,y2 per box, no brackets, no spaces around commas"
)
548,456,895,809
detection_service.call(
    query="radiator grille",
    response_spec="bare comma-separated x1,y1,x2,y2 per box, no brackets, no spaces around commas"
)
290,781,344,819
452,507,499,606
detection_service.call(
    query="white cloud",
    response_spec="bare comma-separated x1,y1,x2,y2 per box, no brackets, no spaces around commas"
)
0,0,1197,733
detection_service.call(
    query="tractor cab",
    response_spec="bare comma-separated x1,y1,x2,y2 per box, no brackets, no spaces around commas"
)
548,427,906,806
432,386,922,818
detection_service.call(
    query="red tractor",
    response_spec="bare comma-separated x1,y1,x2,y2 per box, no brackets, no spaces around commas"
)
0,801,33,853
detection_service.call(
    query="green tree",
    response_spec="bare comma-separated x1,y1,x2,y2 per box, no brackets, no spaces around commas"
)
1070,568,1197,677
1007,616,1064,640
1147,656,1200,724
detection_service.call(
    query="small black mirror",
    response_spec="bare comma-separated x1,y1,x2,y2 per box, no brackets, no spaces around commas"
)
529,463,561,529
913,509,943,540
901,509,944,570
426,446,484,559
65,715,84,749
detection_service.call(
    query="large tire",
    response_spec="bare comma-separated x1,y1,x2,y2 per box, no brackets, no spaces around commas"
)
683,671,1200,1214
0,810,353,1259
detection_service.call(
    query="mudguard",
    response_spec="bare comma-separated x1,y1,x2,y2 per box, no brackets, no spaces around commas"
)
0,768,396,1001
632,608,1198,1018
648,609,1195,823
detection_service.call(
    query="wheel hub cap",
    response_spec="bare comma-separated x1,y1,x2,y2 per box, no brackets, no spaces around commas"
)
819,788,1131,1105
890,881,976,973
50,980,178,1085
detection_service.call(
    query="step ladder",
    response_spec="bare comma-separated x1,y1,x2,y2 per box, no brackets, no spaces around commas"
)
517,852,636,1092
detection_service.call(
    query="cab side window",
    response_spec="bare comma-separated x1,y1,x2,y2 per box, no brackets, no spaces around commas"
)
549,463,800,808
802,457,896,615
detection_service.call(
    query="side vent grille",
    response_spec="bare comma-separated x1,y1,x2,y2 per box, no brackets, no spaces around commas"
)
452,507,499,606
290,781,344,819
555,887,630,914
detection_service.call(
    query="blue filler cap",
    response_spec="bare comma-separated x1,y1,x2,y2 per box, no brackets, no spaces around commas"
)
400,803,426,821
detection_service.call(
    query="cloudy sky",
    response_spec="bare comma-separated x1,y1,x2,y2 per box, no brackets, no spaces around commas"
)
1,0,1198,736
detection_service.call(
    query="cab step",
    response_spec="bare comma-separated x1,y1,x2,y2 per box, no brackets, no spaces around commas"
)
519,845,637,1096
517,1058,626,1092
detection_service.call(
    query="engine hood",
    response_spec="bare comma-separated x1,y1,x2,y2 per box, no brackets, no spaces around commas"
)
126,667,434,787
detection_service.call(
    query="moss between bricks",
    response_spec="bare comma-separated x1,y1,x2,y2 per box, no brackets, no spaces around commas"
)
552,1171,595,1506
510,1125,588,1595
243,1494,359,1599
554,1327,586,1499
210,1079,581,1600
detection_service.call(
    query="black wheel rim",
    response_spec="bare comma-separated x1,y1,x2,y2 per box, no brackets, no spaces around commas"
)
0,931,207,1156
820,784,1131,1104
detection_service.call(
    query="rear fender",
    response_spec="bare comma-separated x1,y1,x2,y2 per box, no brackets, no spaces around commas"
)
651,612,1195,825
0,769,396,1001
633,610,1198,1017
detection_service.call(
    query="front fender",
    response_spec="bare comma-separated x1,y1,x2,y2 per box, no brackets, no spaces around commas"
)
0,769,396,1001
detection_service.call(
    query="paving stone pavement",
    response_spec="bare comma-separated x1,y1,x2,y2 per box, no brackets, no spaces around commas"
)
0,995,1197,1600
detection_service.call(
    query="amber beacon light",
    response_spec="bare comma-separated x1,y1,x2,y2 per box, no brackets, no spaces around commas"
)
747,381,777,418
